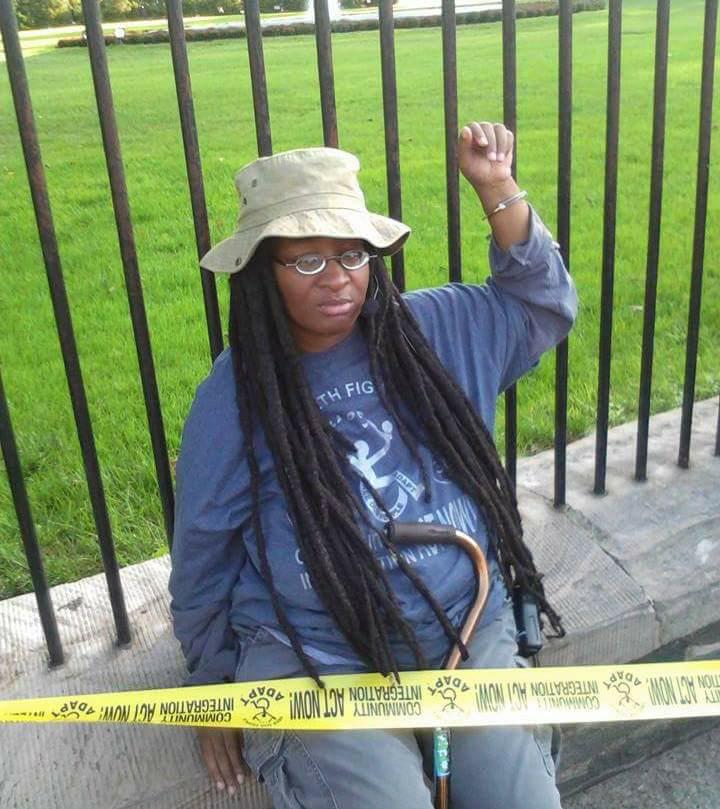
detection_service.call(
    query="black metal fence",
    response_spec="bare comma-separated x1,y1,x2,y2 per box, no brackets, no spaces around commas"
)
0,0,718,668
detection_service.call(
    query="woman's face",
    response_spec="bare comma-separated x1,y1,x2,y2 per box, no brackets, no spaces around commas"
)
270,236,371,353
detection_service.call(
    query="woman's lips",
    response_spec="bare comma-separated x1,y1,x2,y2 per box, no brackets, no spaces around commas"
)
318,299,354,316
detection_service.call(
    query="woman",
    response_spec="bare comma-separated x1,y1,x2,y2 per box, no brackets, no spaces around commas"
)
169,120,577,807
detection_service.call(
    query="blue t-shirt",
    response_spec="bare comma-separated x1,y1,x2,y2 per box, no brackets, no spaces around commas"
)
169,208,577,685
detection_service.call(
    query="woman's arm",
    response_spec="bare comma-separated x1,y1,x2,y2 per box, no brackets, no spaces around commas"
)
405,121,576,401
169,349,249,687
456,120,577,392
483,205,576,391
168,350,252,795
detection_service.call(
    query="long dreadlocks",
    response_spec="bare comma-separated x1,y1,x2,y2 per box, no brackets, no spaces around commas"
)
227,251,564,687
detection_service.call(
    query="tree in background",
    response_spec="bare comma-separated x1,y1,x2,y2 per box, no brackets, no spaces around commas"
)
13,0,244,26
100,0,133,20
12,0,392,28
15,0,72,27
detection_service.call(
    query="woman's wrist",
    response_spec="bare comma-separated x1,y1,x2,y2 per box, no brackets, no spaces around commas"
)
473,178,521,214
473,179,531,251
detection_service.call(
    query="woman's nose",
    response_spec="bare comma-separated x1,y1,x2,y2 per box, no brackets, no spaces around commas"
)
319,258,349,288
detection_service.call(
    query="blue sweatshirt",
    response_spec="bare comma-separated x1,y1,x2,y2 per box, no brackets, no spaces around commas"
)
169,208,577,685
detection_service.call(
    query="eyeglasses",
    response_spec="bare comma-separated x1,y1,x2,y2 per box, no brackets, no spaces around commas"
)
273,249,377,276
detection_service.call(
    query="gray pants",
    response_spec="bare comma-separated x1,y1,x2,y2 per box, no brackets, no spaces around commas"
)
235,602,562,808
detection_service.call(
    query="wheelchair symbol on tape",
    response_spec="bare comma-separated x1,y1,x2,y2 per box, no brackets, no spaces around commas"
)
437,687,461,713
603,671,644,717
240,685,284,727
428,675,469,717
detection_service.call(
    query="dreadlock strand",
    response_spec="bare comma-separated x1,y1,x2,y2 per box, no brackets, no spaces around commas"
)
362,310,433,503
229,300,326,687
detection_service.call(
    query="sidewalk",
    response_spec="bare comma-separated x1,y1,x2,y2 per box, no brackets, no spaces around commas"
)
1,399,718,808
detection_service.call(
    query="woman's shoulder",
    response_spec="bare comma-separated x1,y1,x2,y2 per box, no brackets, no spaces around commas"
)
192,346,235,410
402,282,494,326
175,346,251,520
182,346,241,445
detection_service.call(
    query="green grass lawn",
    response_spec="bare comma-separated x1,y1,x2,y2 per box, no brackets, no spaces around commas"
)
0,0,718,599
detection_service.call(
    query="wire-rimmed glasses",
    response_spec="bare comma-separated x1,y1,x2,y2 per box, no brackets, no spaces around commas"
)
273,249,377,276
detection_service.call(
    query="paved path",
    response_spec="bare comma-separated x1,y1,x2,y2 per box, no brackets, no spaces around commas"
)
565,725,720,808
206,1,501,29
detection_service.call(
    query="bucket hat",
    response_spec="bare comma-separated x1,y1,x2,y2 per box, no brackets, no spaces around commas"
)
199,147,410,274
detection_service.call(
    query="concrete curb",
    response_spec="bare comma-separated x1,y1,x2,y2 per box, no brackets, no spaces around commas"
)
1,399,718,807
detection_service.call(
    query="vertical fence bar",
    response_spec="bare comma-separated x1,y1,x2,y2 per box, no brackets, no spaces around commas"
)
0,369,64,667
378,0,405,291
243,0,273,156
678,0,718,469
0,0,131,647
81,0,175,542
502,0,518,486
593,0,622,495
635,0,670,482
715,394,720,456
441,0,461,283
314,0,339,147
502,0,517,176
165,0,224,362
554,0,572,507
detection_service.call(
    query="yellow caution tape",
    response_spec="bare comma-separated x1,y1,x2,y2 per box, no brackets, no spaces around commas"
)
2,661,719,731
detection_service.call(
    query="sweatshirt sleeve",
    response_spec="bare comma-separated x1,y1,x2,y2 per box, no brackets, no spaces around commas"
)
485,205,577,392
405,205,577,401
169,349,249,686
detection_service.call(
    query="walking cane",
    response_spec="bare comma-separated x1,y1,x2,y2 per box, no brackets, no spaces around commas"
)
391,523,491,809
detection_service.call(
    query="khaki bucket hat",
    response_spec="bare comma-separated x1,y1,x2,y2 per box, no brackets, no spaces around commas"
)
199,147,410,274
